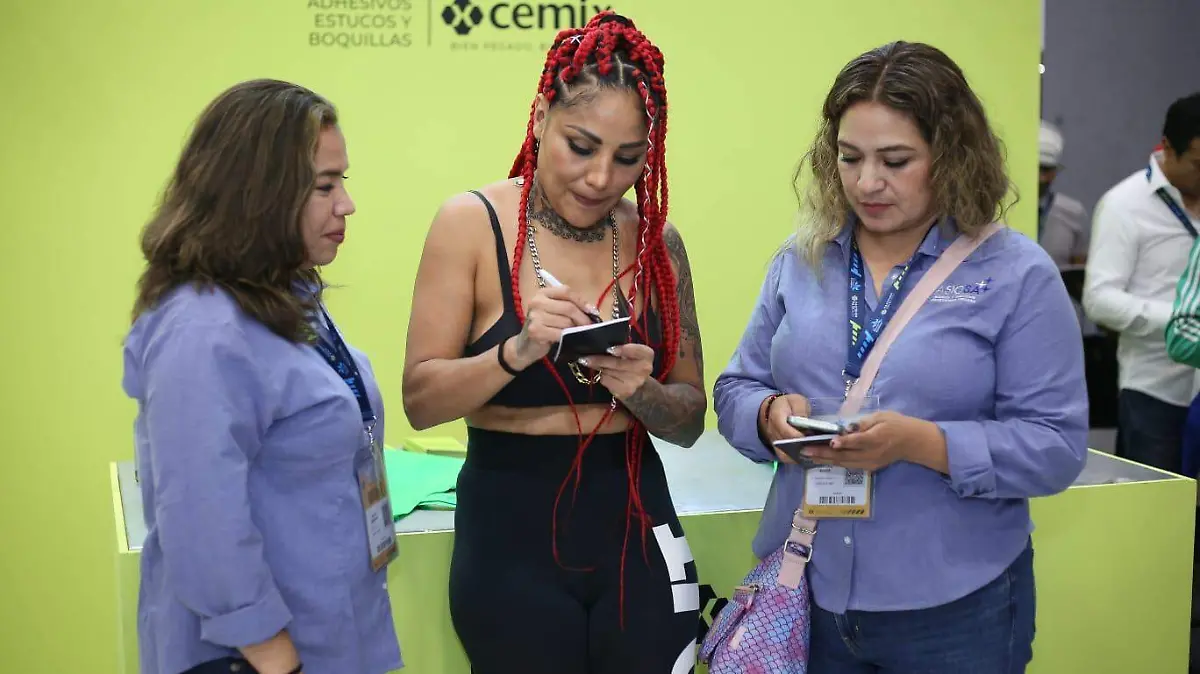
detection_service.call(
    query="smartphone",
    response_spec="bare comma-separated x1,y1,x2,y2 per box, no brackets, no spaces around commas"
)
772,435,838,466
786,416,845,435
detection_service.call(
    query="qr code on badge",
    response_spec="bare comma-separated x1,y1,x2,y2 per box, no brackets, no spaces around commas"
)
844,470,865,486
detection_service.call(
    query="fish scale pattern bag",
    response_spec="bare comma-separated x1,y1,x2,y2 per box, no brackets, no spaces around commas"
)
699,543,811,673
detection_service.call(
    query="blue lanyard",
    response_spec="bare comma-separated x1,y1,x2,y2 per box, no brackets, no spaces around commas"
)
313,307,376,425
845,236,918,383
1147,163,1198,239
1037,192,1055,240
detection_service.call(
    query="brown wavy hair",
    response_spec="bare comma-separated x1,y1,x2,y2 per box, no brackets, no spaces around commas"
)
132,79,338,342
792,41,1015,268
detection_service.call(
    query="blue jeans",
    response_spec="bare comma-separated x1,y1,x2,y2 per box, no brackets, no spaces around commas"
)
809,541,1035,673
1117,388,1187,474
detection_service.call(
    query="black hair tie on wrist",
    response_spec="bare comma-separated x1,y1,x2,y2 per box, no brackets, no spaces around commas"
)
497,337,522,376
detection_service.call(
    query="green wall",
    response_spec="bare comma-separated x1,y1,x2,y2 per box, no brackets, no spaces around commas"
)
0,1,1040,669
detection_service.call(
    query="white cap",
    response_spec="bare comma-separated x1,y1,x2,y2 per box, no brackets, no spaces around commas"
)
1039,120,1064,167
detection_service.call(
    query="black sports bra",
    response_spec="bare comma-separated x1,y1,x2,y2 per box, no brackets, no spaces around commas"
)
462,190,665,408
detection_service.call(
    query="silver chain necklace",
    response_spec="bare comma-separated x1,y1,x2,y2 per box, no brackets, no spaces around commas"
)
525,190,620,386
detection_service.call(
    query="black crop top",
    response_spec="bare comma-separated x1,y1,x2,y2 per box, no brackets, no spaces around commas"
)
462,190,666,408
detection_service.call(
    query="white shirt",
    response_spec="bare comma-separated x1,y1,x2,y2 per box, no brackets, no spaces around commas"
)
1083,151,1200,407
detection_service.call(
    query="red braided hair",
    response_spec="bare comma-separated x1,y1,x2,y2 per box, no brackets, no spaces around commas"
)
507,11,679,628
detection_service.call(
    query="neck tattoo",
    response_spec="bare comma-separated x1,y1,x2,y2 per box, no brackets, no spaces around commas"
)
526,182,613,243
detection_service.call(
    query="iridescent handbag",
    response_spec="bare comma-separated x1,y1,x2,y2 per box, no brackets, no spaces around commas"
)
698,509,816,673
700,223,1004,672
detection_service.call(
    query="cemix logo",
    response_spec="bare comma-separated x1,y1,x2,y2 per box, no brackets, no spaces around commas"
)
441,0,613,36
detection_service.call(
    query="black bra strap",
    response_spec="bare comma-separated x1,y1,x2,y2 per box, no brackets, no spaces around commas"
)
469,190,517,315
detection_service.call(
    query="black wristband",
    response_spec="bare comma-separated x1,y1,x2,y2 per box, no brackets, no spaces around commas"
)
497,338,522,376
286,664,303,674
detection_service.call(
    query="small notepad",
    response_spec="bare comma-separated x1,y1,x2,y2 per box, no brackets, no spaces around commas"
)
552,315,631,362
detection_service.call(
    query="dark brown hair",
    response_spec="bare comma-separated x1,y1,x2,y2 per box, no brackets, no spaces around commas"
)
1163,91,1200,156
794,41,1014,267
132,78,338,341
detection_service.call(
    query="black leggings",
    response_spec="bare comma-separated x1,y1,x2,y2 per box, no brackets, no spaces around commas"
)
449,428,700,674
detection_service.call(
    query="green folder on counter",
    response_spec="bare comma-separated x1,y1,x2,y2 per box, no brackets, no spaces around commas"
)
382,446,465,520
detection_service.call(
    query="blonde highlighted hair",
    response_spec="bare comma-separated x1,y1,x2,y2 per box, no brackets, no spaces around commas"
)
792,41,1015,269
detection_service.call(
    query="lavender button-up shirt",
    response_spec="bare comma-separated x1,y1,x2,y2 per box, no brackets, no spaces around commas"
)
122,285,403,674
714,221,1088,613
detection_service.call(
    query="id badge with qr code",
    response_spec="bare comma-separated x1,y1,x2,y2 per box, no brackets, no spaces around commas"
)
357,434,399,572
802,466,873,519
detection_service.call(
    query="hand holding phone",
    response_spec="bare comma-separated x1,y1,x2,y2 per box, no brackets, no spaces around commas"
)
772,434,839,467
786,415,846,435
759,394,811,449
773,415,849,467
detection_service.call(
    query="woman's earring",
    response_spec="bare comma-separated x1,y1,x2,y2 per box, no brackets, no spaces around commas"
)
533,138,540,156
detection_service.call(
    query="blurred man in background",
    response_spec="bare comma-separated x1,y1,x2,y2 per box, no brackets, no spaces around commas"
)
1084,94,1200,472
1038,120,1091,268
1038,121,1114,432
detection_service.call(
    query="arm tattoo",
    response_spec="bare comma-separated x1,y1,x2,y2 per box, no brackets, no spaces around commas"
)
620,226,707,447
622,380,707,447
664,226,704,375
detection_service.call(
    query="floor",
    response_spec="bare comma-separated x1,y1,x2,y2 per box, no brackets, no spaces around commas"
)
1088,427,1117,454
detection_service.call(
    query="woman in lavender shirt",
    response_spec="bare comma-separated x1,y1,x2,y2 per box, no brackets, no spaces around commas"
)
122,80,402,674
714,42,1088,672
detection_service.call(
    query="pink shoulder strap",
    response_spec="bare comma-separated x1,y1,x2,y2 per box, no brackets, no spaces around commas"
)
776,222,1004,587
840,222,1004,416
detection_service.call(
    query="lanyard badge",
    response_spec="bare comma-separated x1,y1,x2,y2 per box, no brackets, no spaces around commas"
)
357,421,399,573
314,309,399,572
1147,163,1199,238
802,236,917,521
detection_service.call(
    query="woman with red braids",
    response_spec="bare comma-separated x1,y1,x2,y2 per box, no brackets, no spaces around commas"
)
401,11,706,674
